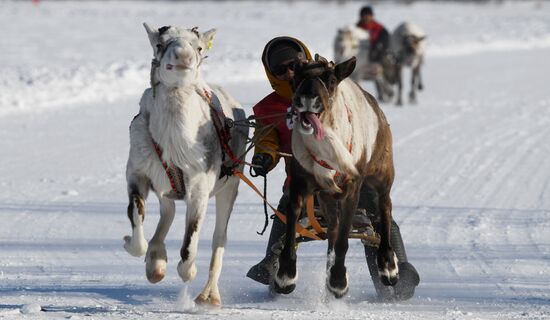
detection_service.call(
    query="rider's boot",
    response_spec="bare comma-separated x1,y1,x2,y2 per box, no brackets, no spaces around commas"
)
246,215,286,285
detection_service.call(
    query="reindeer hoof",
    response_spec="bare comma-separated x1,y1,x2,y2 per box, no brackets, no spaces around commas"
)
378,250,399,286
380,274,399,286
379,265,400,286
326,282,349,299
146,268,165,284
327,267,349,298
123,235,148,257
270,280,296,295
177,260,197,282
146,259,166,283
195,294,221,308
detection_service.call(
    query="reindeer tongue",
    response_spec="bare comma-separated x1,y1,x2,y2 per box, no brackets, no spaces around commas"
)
305,113,324,140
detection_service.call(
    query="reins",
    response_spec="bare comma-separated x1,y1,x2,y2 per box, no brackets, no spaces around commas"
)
195,89,325,240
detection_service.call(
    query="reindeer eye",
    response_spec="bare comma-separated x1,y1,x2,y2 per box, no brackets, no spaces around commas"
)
198,47,203,53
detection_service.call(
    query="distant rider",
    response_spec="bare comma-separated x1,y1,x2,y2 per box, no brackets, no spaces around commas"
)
357,5,391,63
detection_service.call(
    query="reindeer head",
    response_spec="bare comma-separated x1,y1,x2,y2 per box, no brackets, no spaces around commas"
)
401,34,426,65
291,54,356,140
143,23,216,88
334,26,368,63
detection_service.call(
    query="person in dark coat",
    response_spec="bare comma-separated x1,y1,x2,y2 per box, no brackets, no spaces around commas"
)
357,6,391,63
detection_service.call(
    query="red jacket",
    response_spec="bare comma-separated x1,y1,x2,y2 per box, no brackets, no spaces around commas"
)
252,92,294,169
357,20,385,45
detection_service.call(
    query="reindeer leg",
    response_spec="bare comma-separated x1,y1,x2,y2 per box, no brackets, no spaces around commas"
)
177,179,210,283
318,192,339,290
272,171,310,294
409,66,418,104
417,66,423,91
375,80,385,102
326,188,360,298
319,192,338,257
195,179,238,307
396,66,403,106
272,193,301,294
377,191,399,286
145,197,175,283
123,176,150,257
358,182,394,300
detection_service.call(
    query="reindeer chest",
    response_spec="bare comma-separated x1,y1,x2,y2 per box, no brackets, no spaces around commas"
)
149,93,220,170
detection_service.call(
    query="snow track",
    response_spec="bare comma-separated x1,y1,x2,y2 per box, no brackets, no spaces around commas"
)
0,202,548,319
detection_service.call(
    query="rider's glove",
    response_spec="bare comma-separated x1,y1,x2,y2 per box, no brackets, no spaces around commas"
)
251,153,274,177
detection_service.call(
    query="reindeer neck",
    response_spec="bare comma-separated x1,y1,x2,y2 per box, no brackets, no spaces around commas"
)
321,88,350,127
148,78,213,168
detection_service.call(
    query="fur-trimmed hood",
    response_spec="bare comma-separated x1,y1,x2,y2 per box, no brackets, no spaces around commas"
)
261,37,312,99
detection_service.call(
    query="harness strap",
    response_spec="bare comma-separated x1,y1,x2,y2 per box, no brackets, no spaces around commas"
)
198,89,243,170
198,89,322,240
234,170,322,241
308,152,350,188
150,59,161,98
152,139,185,199
306,195,326,236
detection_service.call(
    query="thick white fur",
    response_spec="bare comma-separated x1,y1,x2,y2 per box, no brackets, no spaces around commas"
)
334,26,370,82
124,23,245,306
292,79,379,194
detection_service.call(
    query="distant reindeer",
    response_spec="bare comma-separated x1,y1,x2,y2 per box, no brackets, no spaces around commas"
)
384,22,426,105
334,26,393,102
272,55,399,298
334,26,369,82
123,23,247,307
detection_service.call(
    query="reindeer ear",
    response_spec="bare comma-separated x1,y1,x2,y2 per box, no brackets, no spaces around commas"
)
416,35,427,42
315,54,329,65
143,22,160,55
334,57,356,82
201,28,217,51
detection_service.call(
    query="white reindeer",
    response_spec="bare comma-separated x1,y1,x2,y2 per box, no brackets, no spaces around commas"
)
334,26,393,102
123,23,248,307
386,22,426,105
334,26,369,82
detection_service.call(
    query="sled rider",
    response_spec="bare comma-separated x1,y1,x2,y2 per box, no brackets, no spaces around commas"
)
246,36,419,300
356,5,390,63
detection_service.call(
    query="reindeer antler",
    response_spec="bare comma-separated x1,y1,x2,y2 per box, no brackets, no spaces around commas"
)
314,54,335,68
191,26,200,38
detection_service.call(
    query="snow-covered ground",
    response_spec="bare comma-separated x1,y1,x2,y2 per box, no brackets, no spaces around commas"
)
1,1,549,319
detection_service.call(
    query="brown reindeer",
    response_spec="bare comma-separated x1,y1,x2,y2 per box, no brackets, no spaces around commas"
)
272,54,399,298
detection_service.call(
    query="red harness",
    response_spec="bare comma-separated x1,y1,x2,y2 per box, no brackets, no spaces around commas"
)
200,89,243,169
152,139,186,199
150,88,243,198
